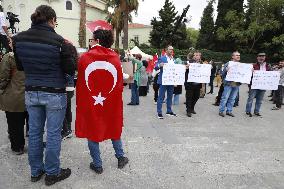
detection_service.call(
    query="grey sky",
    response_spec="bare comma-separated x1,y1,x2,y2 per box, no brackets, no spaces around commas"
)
132,0,218,29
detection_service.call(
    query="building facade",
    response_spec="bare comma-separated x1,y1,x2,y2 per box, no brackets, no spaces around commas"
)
120,23,152,48
0,0,107,47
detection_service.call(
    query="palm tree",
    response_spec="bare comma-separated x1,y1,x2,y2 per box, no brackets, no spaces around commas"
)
107,0,140,49
107,7,124,49
78,0,86,48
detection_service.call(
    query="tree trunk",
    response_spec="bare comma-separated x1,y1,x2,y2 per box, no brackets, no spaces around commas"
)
115,28,120,49
122,10,129,49
79,0,86,48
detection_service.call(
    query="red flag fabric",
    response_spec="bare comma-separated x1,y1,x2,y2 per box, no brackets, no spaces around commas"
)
75,45,123,142
86,20,112,33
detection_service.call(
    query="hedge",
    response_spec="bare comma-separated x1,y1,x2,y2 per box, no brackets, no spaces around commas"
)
139,48,256,63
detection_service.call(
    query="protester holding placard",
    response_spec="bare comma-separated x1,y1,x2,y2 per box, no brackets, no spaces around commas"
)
155,45,177,119
185,51,203,117
245,53,270,117
272,60,284,110
219,51,242,117
173,58,183,105
127,54,143,105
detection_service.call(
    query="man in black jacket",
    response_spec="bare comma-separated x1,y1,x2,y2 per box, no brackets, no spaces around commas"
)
13,5,75,186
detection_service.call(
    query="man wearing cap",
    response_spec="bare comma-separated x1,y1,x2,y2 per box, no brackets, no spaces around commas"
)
245,53,270,117
155,45,177,119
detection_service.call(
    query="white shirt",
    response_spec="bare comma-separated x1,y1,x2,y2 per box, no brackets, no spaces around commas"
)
259,62,267,71
0,12,7,35
166,55,174,64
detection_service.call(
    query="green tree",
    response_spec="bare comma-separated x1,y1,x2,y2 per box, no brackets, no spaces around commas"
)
107,0,141,49
214,0,244,51
149,0,177,48
187,28,199,48
196,0,215,49
149,0,190,49
217,0,282,53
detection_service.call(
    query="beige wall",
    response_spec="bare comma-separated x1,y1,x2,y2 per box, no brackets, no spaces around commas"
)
1,0,107,47
119,26,152,49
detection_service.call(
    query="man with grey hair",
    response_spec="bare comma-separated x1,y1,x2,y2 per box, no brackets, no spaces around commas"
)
155,45,177,119
219,51,242,117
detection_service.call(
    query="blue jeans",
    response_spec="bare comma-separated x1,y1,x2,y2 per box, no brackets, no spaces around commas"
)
25,91,67,176
88,139,124,167
157,85,174,114
219,85,239,113
173,94,180,105
131,81,139,104
245,89,266,113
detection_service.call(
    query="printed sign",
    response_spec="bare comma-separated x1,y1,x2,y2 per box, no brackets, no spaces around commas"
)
251,71,280,90
187,63,212,83
225,61,253,84
162,64,186,85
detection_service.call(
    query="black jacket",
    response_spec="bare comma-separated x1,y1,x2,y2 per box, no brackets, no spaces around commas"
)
13,23,75,92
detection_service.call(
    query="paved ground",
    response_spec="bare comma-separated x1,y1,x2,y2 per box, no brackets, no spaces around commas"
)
0,85,284,189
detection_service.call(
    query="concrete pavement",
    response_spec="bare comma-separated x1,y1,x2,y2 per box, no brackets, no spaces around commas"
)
0,85,283,189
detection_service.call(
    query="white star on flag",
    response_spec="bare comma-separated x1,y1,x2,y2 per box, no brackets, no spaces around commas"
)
92,92,106,106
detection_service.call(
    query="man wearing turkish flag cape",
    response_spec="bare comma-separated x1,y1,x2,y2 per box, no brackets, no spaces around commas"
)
76,45,123,141
75,23,129,174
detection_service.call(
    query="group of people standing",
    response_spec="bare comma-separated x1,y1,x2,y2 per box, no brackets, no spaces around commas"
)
0,5,128,186
142,46,284,119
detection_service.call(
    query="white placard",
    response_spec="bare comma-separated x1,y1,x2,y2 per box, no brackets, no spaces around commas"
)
225,61,253,84
251,71,280,90
187,63,212,83
162,64,186,85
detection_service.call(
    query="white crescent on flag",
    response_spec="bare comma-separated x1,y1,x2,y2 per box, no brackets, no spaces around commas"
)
85,61,118,106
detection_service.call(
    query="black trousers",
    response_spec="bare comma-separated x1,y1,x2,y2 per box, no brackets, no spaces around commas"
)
62,91,74,133
275,85,283,108
185,84,201,112
5,111,28,151
209,76,215,93
216,83,224,104
0,34,11,54
153,83,160,102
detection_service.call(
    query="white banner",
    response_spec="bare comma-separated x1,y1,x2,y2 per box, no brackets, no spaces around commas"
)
251,71,280,90
187,63,212,83
225,61,253,84
162,64,186,85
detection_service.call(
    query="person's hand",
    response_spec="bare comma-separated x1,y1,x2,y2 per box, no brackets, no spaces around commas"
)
159,63,164,67
129,75,134,80
186,64,190,69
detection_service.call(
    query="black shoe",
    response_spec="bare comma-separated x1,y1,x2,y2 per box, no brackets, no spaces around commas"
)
269,99,273,101
212,103,219,106
12,148,25,155
118,156,129,169
166,112,177,117
233,104,239,107
90,163,103,174
31,171,45,182
45,168,71,186
254,112,261,116
246,112,253,117
268,94,273,97
62,130,72,140
190,110,196,114
136,103,139,105
158,114,164,119
127,102,136,105
187,112,192,117
226,112,235,117
219,112,225,117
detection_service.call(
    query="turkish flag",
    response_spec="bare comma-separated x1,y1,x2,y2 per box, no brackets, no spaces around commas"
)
75,45,123,142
